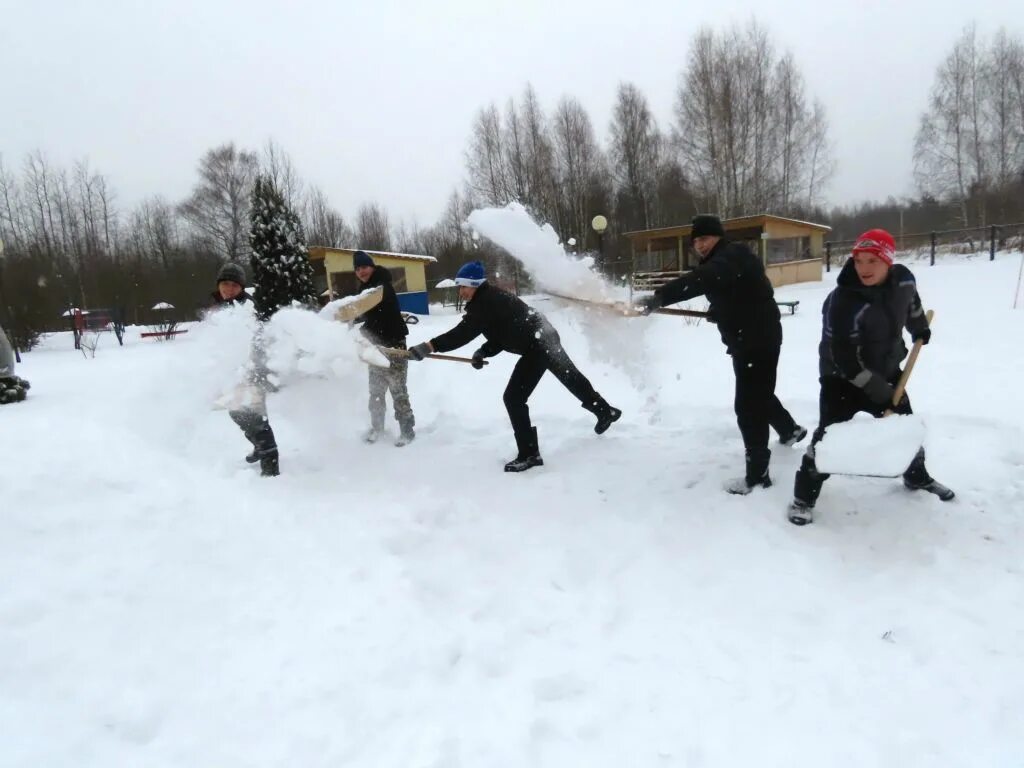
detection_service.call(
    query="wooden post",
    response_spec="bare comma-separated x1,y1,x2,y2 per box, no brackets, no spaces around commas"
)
930,231,937,266
825,241,832,273
990,224,997,261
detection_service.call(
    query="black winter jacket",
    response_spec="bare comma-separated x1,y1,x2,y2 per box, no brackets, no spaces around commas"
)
819,260,930,387
354,266,408,347
208,290,252,310
654,239,781,355
429,282,547,356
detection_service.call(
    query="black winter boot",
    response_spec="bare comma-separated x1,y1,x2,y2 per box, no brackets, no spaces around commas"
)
725,447,772,495
585,396,622,435
902,449,954,500
231,409,280,476
505,427,544,472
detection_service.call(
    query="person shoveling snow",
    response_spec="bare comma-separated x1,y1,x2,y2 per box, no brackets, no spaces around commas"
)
788,228,955,526
0,324,30,404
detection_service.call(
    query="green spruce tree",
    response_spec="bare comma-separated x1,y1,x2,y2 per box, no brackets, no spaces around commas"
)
249,175,318,322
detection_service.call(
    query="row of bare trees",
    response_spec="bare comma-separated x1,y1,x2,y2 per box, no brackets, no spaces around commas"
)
914,24,1024,227
461,20,835,265
0,140,424,349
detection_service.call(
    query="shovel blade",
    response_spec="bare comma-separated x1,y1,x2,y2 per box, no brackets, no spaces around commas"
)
815,413,925,477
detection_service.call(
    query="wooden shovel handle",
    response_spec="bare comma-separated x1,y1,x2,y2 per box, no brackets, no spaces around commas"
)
888,309,934,413
380,347,487,365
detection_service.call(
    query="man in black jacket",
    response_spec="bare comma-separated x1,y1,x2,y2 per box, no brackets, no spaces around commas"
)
787,229,954,525
407,260,621,472
352,250,416,446
207,262,279,477
639,214,805,494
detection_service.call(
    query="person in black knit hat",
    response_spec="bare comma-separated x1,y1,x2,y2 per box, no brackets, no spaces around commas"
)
638,214,806,494
351,250,417,446
207,262,280,477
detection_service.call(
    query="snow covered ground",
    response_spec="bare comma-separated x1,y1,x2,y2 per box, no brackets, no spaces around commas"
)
2,249,1023,767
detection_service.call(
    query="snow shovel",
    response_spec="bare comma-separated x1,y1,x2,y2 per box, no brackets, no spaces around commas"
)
333,285,383,322
815,310,934,478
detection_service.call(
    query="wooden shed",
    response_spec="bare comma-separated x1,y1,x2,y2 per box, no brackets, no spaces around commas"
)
308,247,437,314
623,214,831,289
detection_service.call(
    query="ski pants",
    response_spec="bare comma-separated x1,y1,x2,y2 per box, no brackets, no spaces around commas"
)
732,344,798,452
503,329,601,440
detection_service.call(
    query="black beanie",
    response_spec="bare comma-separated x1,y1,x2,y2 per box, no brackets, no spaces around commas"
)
691,214,725,239
353,250,375,268
216,262,246,287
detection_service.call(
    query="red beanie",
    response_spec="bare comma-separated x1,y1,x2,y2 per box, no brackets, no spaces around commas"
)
852,229,896,265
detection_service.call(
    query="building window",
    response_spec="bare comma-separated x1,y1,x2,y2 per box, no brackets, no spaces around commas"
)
329,266,409,297
766,236,812,265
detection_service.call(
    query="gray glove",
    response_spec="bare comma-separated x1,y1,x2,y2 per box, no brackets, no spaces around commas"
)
636,294,661,316
862,373,895,406
408,342,432,361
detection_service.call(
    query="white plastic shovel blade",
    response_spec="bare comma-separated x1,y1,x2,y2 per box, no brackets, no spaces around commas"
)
815,413,926,477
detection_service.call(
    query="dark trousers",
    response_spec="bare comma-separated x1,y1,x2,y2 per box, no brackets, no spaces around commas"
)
732,345,798,451
503,332,601,439
793,375,930,506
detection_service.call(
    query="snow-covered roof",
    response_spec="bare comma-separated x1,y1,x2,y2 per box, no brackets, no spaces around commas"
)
152,302,175,310
435,278,457,289
309,246,437,264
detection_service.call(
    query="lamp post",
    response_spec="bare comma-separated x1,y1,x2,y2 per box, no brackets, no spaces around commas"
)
591,214,608,262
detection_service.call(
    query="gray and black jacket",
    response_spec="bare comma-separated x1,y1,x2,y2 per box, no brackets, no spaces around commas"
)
819,259,930,390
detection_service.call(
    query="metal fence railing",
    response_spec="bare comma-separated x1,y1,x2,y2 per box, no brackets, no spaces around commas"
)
825,222,1024,272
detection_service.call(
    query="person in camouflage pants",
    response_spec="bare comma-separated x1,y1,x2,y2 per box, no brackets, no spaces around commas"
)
352,251,416,446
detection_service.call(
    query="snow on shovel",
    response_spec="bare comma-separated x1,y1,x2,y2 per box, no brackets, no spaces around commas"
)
815,309,934,478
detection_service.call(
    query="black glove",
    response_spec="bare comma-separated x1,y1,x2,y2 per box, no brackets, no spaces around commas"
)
862,373,895,406
471,347,488,370
408,342,432,361
636,294,661,316
912,328,931,345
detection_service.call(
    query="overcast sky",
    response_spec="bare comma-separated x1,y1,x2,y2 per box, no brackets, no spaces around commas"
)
1,0,1020,228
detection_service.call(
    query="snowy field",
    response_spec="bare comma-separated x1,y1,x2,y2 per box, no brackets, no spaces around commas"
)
2,248,1024,767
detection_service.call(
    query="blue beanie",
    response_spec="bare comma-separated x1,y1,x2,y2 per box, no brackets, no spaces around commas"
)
455,260,487,287
353,250,375,268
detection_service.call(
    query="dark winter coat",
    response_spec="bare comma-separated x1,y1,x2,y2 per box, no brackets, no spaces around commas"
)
208,289,252,311
354,266,408,347
653,239,781,356
819,259,930,385
429,282,548,356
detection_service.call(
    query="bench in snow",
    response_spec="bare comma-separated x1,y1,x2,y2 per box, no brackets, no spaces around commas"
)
777,300,799,315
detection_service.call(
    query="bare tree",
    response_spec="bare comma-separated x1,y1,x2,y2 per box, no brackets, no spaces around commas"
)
356,202,392,251
673,20,833,217
466,104,511,205
179,143,259,261
552,96,603,246
609,82,662,230
303,186,353,247
262,139,304,210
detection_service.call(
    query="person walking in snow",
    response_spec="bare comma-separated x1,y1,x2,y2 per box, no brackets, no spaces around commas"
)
351,250,416,446
207,262,280,477
406,260,621,472
787,229,954,525
638,214,806,494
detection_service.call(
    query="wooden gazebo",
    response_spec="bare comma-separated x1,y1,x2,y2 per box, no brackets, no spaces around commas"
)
623,214,831,290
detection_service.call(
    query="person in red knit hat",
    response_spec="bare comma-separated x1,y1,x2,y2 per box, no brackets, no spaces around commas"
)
787,228,955,525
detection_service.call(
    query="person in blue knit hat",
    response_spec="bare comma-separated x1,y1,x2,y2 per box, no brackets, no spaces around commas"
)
407,260,621,472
